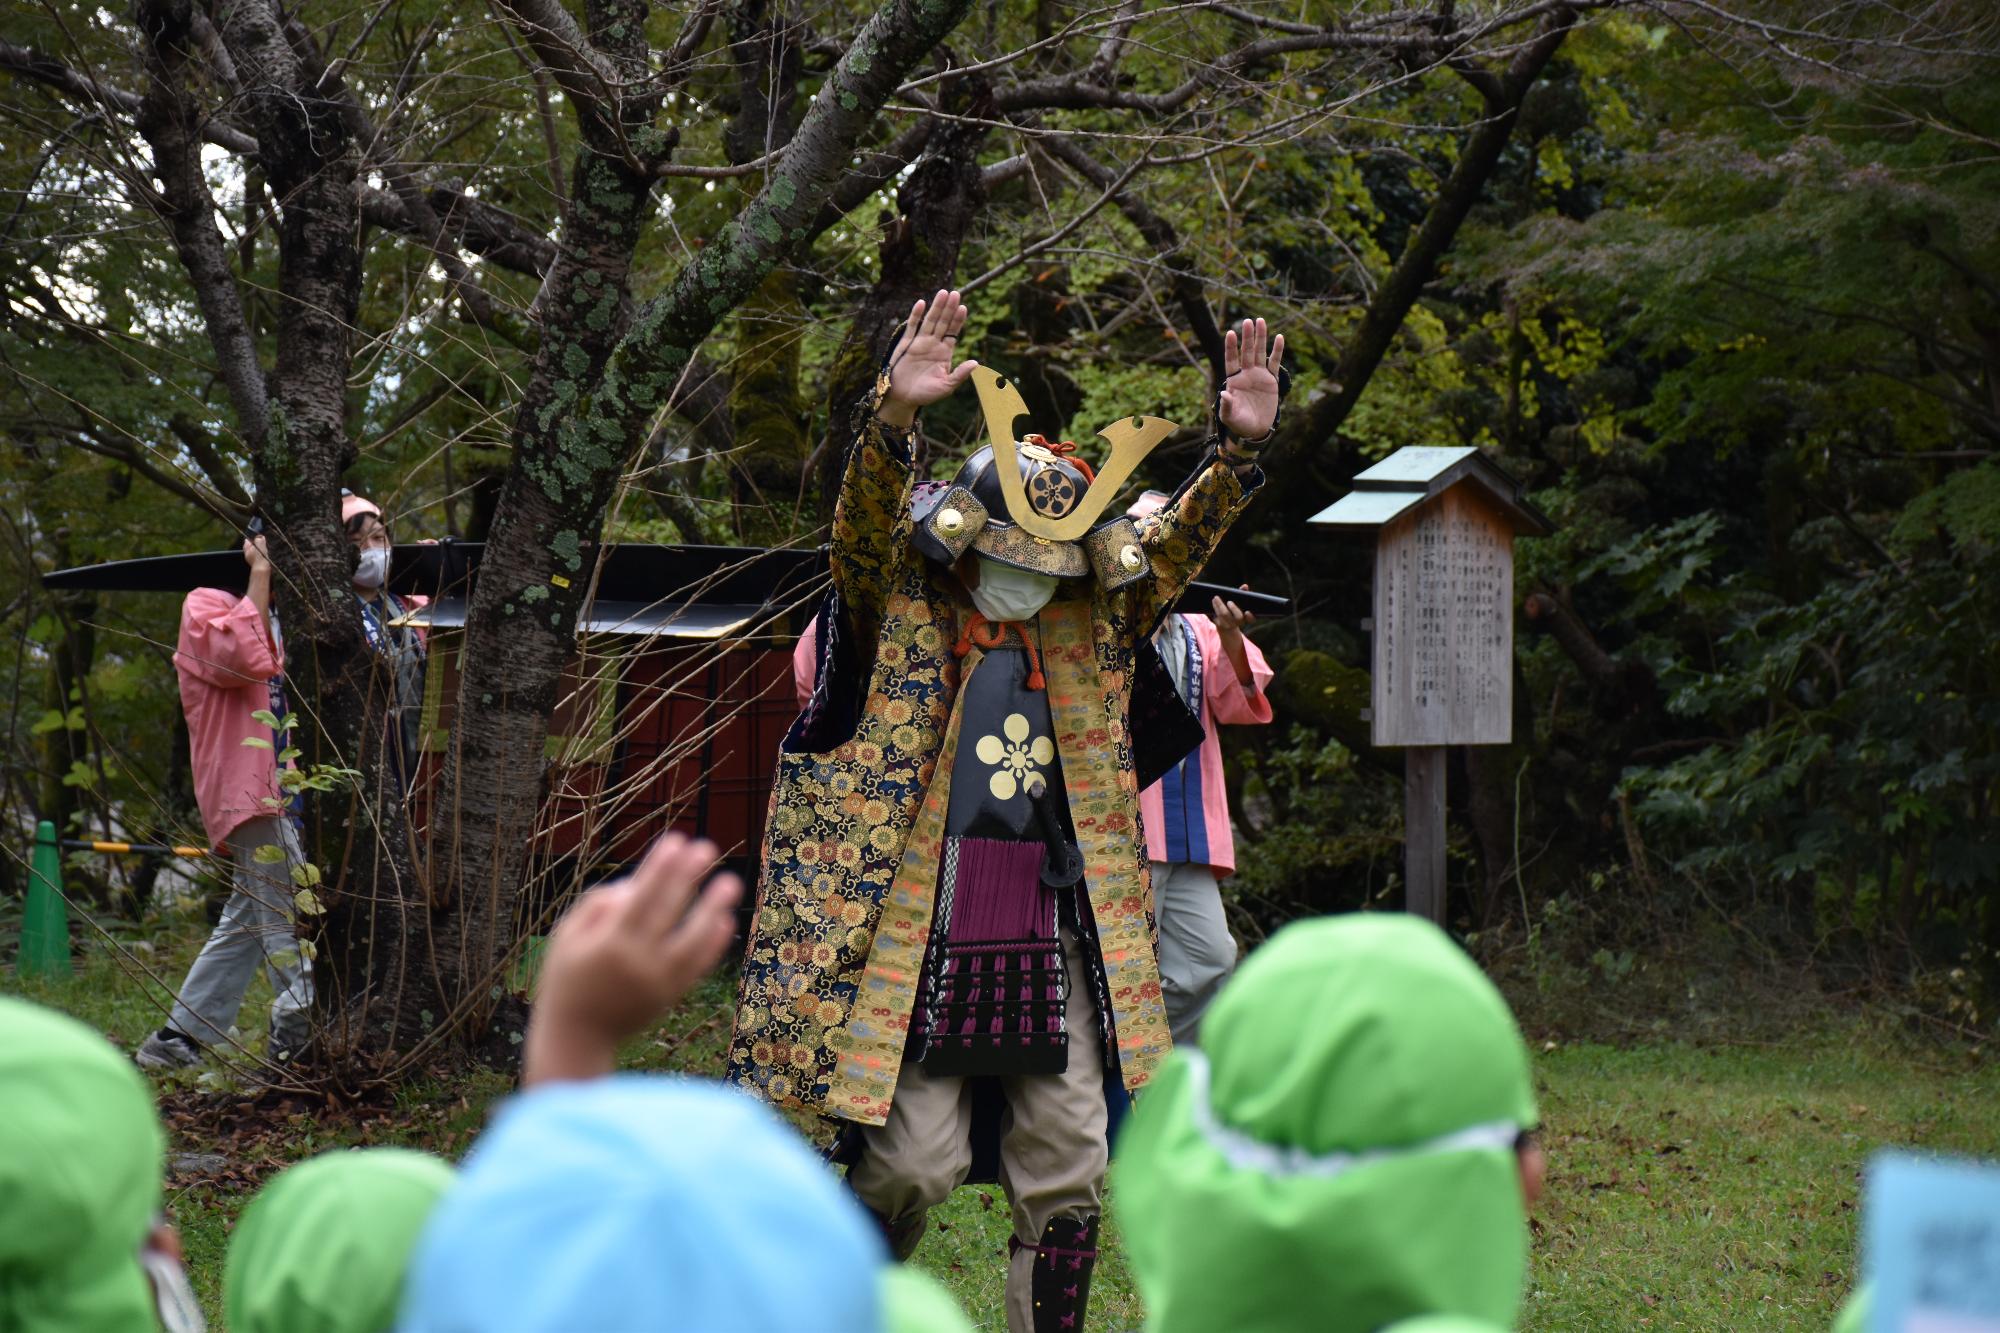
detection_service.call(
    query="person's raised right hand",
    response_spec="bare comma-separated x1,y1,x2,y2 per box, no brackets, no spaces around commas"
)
879,288,979,428
242,535,271,574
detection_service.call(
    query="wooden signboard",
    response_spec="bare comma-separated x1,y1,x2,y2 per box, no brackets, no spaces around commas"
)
1310,447,1553,923
1372,486,1514,747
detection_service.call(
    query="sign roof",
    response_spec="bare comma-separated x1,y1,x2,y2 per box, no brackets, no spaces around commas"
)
1351,446,1481,486
1309,445,1555,535
1306,490,1425,529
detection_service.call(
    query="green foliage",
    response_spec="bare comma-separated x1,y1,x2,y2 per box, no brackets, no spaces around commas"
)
5,0,1998,1003
1894,463,2000,551
1579,513,1724,621
1622,537,2000,934
1228,722,1405,927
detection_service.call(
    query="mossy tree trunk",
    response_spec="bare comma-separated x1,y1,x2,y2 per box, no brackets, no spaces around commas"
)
141,0,433,1072
427,0,980,1042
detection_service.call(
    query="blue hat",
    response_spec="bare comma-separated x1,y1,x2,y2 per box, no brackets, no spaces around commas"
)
399,1075,886,1332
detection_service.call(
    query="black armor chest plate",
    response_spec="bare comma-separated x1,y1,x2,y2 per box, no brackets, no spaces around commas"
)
944,642,1071,841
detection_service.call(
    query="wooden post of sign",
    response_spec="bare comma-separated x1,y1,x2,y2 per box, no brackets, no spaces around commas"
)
1310,446,1556,928
1404,747,1447,923
1377,487,1512,923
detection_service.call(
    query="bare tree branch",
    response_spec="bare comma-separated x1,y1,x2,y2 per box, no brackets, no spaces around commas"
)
1039,133,1226,375
166,414,254,509
492,16,571,211
132,0,270,450
981,152,1031,189
32,421,247,517
0,37,259,153
360,186,557,277
961,148,1150,294
809,118,936,238
489,0,625,129
617,0,977,383
283,16,520,339
1084,0,1147,83
665,0,721,74
990,0,1613,114
1270,6,1582,470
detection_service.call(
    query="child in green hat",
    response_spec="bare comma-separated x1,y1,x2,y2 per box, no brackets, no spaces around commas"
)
0,996,200,1331
224,1147,454,1333
1114,914,1544,1331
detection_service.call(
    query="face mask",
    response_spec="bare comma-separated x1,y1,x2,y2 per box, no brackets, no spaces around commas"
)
969,557,1058,623
353,546,391,590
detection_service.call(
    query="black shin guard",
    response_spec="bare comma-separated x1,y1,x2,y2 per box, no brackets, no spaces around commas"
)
1025,1214,1099,1331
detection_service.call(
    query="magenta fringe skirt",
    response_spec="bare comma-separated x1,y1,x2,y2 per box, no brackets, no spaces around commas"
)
913,836,1069,1076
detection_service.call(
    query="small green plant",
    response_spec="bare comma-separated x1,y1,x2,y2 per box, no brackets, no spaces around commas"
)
241,710,357,961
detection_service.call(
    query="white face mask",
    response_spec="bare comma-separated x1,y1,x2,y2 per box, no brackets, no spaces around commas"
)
969,557,1059,623
352,546,390,590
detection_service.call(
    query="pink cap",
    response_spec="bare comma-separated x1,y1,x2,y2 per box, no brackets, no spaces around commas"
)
342,493,381,525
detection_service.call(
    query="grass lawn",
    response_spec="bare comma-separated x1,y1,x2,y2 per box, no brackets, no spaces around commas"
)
7,913,1998,1331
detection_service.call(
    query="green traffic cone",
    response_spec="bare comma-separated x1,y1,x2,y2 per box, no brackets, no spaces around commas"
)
21,819,73,979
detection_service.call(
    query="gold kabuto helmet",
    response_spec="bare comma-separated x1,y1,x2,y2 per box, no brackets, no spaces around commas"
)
911,367,1178,590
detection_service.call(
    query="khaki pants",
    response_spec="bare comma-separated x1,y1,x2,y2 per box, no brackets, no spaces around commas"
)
849,929,1108,1333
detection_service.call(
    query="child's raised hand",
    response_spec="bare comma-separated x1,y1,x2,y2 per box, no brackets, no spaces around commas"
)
522,833,743,1087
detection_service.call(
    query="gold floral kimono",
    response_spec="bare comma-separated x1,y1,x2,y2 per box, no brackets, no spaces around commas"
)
727,412,1258,1127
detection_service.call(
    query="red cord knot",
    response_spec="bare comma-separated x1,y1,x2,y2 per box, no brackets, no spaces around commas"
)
1022,433,1097,484
953,611,1046,690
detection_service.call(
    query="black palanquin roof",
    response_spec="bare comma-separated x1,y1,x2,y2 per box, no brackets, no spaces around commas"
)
42,542,1287,635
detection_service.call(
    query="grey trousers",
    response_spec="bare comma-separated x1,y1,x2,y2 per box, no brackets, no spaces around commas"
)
849,930,1108,1333
1152,860,1238,1047
167,815,313,1049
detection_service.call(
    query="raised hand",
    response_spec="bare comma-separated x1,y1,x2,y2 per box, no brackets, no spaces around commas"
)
879,288,980,428
1211,593,1255,640
242,534,271,573
1212,589,1261,690
522,832,744,1087
1217,317,1285,446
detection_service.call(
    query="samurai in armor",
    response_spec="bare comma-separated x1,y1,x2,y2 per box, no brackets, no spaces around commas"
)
728,289,1285,1333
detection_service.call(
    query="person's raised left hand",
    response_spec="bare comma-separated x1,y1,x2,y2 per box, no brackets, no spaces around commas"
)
1211,592,1255,640
522,832,743,1087
1212,590,1260,688
1217,317,1285,446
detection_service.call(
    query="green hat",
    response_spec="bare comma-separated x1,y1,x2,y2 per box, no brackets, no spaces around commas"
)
0,997,166,1332
225,1147,455,1333
1114,914,1537,1332
878,1265,975,1333
1831,1283,1871,1333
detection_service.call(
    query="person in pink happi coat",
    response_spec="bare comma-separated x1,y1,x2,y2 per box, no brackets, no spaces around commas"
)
1127,490,1274,1045
138,493,426,1070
